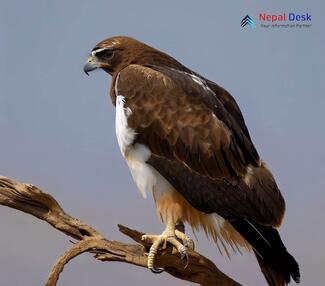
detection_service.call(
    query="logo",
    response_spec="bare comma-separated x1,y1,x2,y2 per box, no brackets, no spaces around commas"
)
241,13,312,29
241,15,256,28
259,13,311,22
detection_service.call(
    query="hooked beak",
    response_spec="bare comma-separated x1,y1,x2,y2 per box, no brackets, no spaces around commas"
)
83,56,99,76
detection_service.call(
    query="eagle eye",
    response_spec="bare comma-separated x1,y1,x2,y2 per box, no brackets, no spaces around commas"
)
92,48,114,59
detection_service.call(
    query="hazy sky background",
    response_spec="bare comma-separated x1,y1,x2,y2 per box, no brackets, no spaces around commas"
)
0,1,324,285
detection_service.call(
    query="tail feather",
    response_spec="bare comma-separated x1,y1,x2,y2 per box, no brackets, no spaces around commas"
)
255,254,286,286
230,219,300,285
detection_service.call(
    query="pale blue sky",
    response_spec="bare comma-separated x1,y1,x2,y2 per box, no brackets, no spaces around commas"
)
0,1,324,285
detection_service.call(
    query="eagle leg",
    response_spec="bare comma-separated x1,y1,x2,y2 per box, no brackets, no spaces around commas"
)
141,220,189,271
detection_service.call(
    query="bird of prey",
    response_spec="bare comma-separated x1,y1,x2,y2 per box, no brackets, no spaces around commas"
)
84,36,300,286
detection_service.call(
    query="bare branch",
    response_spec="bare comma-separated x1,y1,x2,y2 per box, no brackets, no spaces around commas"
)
46,238,101,286
0,176,240,286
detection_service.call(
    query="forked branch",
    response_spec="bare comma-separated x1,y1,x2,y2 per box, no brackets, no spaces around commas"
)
0,176,240,286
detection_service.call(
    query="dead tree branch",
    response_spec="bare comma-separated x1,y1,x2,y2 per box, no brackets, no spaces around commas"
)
0,176,240,286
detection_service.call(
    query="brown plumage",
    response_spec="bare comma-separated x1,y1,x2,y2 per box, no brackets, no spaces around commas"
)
84,36,300,285
117,64,259,179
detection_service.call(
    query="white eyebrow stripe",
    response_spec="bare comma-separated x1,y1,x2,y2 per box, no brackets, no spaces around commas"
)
91,48,107,57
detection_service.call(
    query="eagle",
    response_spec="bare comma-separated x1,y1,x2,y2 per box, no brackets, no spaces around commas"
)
83,36,300,286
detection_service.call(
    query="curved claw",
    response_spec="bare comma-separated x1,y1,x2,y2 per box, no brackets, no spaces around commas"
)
184,238,195,251
180,248,189,269
150,267,165,274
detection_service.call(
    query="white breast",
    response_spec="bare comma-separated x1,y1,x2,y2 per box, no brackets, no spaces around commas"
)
115,95,137,157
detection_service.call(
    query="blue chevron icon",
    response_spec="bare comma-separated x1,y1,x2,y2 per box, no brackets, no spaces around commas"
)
241,15,256,28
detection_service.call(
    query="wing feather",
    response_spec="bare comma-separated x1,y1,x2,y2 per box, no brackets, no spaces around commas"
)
116,64,259,180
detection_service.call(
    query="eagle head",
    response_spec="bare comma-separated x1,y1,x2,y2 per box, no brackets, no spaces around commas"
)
83,36,149,76
84,36,183,76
